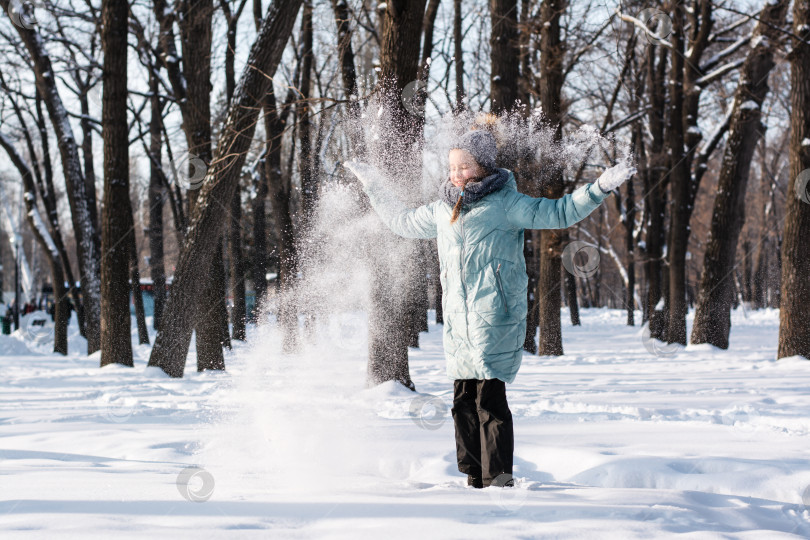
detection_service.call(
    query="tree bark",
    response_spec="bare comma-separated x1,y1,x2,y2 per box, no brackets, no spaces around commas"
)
666,5,689,346
366,0,428,389
31,92,86,338
79,93,100,238
1,0,102,355
148,0,303,377
778,0,810,360
264,88,299,352
148,75,167,331
223,0,248,340
691,0,787,349
666,1,715,345
179,0,230,369
0,134,70,355
536,0,566,356
331,0,364,143
624,127,640,327
229,182,247,340
256,1,303,352
129,218,150,346
565,270,580,326
644,45,668,338
453,0,465,111
99,0,134,367
298,1,316,225
490,0,520,113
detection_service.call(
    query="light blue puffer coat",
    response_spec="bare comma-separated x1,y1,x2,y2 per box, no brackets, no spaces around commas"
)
363,170,610,384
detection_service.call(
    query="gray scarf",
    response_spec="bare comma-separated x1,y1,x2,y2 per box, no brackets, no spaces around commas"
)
439,168,510,208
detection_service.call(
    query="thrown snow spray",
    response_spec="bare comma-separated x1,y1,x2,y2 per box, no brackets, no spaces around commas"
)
201,89,635,494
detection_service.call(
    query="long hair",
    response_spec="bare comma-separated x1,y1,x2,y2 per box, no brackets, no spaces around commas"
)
450,192,464,224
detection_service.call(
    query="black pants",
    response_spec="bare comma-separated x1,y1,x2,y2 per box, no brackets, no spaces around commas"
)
451,378,514,486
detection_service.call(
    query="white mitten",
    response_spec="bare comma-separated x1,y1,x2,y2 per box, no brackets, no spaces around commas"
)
344,160,381,189
597,162,637,193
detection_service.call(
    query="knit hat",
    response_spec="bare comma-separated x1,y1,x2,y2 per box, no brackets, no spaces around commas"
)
452,130,497,170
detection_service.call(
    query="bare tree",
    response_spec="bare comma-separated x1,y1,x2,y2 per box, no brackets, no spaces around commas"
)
99,0,134,367
0,133,70,354
778,0,810,360
535,0,566,356
490,0,520,113
691,0,788,349
364,0,428,390
2,0,103,354
222,0,250,341
148,0,303,377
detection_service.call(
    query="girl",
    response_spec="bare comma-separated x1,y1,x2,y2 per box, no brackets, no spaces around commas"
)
345,129,635,489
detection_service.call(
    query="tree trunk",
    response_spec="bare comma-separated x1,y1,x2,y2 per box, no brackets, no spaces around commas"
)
2,0,102,354
148,0,303,377
489,0,520,113
413,0,440,340
298,1,316,225
666,5,689,346
691,0,787,349
536,0,566,356
79,93,100,237
224,2,247,340
565,270,580,326
453,0,465,111
778,0,810,360
522,230,539,352
148,75,167,331
0,134,69,355
331,0,364,145
179,0,230,370
250,162,268,322
264,88,299,352
129,221,150,346
195,241,230,372
297,1,318,343
32,93,86,338
99,0,133,367
644,46,668,339
665,1,715,345
366,0,428,389
229,182,247,340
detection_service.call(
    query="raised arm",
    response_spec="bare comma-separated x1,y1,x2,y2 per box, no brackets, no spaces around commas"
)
345,161,438,239
503,182,607,230
503,163,635,230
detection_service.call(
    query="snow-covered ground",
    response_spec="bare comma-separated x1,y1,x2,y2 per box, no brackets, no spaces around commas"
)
1,307,809,539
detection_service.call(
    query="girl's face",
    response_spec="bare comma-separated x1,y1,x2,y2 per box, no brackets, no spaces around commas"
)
449,149,485,188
